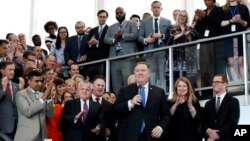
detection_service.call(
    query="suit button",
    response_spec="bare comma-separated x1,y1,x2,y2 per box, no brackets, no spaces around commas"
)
214,120,217,122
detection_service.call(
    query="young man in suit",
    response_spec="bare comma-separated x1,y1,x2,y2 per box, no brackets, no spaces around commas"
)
104,7,138,93
114,61,170,141
203,74,240,141
61,81,104,141
0,61,19,139
64,21,89,78
87,9,110,81
138,1,172,92
14,70,53,141
91,75,115,141
64,21,88,66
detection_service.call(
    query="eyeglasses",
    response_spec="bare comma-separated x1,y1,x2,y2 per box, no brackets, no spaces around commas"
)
212,81,224,84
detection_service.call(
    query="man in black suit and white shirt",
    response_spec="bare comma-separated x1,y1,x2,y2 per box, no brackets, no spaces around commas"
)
61,81,104,141
87,10,110,81
0,61,19,139
91,75,115,141
203,74,240,141
114,61,170,141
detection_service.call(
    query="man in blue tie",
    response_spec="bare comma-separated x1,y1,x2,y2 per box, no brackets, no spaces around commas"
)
114,61,170,141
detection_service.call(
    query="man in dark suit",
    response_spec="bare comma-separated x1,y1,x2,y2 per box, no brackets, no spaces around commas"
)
61,81,104,141
87,10,110,81
114,61,170,141
91,75,115,141
64,21,88,66
0,61,19,140
64,21,88,77
203,74,240,141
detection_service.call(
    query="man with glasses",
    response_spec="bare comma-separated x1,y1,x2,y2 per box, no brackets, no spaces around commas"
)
203,74,240,141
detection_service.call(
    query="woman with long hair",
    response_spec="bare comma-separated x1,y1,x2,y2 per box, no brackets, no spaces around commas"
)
166,77,202,141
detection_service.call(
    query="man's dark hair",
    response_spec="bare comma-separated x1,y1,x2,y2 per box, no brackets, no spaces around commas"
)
69,64,79,70
32,34,40,43
130,14,141,20
151,0,162,6
0,61,14,70
42,67,53,75
92,75,105,83
134,61,150,70
0,39,9,46
27,70,42,80
23,50,35,59
97,9,109,18
5,33,14,40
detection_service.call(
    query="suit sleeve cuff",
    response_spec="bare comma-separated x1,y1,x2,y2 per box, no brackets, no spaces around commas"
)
156,126,163,134
143,38,147,45
128,100,135,111
39,98,45,104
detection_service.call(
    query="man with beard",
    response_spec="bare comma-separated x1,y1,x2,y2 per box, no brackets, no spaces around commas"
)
104,7,138,93
64,21,88,77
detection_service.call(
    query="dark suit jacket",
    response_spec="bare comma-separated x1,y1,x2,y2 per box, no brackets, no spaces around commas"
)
87,25,110,61
203,94,240,141
91,97,115,141
61,98,104,141
0,82,19,134
113,83,170,141
64,35,88,64
194,6,222,38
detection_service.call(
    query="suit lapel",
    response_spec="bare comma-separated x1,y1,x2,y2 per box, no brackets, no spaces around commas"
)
85,99,94,122
11,82,18,104
145,85,153,109
147,17,154,35
26,87,37,102
217,94,228,114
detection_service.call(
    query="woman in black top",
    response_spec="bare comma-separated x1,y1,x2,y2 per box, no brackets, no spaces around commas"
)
166,77,202,141
221,0,250,80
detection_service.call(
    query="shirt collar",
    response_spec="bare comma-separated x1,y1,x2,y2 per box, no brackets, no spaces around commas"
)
92,94,102,103
153,16,160,20
216,92,226,101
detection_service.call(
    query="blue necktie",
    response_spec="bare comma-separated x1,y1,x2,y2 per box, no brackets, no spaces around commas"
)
77,36,83,62
140,85,146,107
139,85,146,132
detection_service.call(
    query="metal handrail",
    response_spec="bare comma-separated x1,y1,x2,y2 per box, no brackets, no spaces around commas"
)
77,30,250,105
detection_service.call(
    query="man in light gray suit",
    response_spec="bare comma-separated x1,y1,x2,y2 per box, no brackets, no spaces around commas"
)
138,1,171,92
104,7,138,93
0,61,19,140
14,70,53,141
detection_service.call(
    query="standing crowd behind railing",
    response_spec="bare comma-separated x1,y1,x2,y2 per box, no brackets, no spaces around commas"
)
0,0,249,141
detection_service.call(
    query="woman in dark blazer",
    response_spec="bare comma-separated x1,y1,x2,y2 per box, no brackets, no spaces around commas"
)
166,77,202,141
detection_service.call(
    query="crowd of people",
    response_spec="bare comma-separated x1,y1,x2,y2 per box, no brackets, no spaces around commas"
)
0,0,246,141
